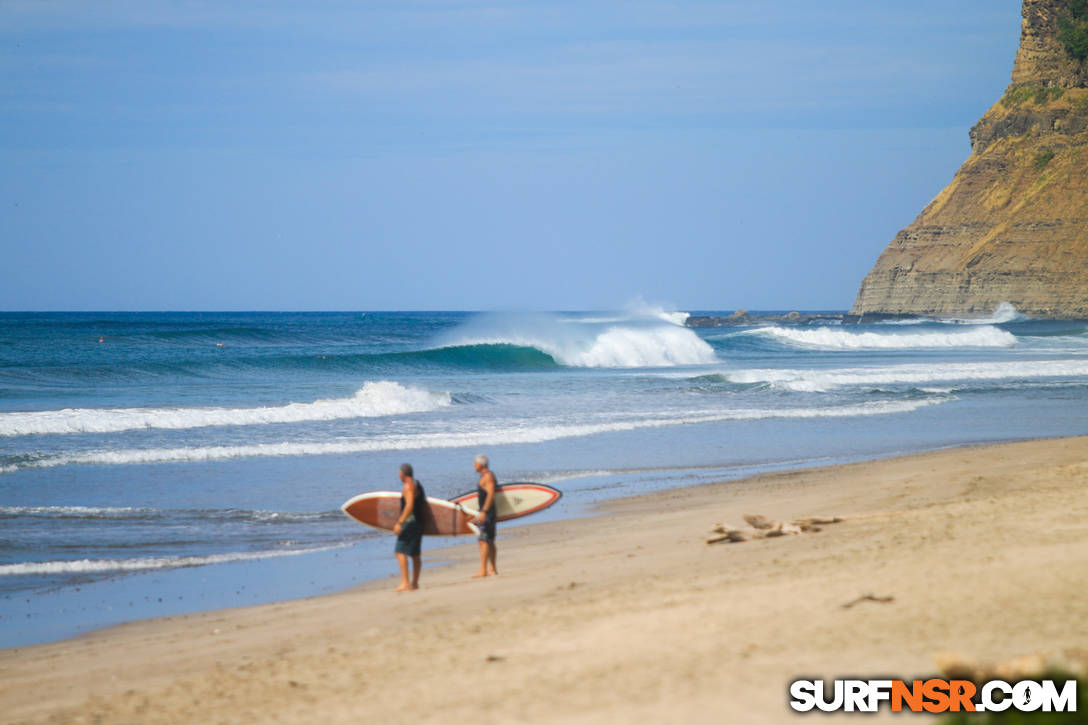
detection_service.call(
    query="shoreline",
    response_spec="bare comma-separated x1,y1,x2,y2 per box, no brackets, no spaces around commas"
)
2,435,1087,723
0,445,968,651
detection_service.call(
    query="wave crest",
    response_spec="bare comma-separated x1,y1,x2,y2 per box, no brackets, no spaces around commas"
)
0,505,340,523
725,359,1088,392
437,311,716,368
0,544,350,577
0,398,949,472
747,325,1017,350
0,380,451,437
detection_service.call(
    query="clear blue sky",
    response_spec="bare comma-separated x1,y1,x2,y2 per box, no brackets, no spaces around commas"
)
1,0,1022,311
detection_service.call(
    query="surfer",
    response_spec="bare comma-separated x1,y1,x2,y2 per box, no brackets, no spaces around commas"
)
392,463,426,591
472,454,498,578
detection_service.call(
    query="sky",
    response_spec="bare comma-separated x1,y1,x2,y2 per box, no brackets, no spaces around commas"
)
0,0,1024,311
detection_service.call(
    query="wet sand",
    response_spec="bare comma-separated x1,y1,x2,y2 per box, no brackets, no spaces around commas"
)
2,436,1087,724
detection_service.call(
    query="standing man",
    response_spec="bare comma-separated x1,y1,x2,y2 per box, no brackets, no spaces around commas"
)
392,463,426,591
472,454,499,578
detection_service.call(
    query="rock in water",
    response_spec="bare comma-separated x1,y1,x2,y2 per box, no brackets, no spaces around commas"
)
852,0,1088,319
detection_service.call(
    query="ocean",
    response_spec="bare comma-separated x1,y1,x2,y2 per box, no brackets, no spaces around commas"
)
2,306,1086,648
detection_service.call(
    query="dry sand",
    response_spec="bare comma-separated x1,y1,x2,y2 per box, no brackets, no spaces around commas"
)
2,436,1087,724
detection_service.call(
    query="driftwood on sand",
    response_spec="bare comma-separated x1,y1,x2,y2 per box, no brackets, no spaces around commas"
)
841,593,894,609
707,514,843,545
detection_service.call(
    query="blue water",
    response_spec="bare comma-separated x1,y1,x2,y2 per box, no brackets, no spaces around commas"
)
2,306,1087,647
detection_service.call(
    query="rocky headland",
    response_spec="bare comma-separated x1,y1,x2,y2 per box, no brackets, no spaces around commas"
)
852,0,1088,319
685,310,848,327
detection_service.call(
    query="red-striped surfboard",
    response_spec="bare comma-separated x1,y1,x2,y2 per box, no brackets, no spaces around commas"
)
341,491,478,536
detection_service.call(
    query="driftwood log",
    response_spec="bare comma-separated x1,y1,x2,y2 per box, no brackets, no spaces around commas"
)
707,514,843,545
841,593,894,609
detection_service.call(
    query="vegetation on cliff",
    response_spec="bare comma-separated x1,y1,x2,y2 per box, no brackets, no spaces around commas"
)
851,0,1088,319
1057,0,1088,61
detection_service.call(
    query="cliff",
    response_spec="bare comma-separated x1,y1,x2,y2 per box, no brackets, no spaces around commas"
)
851,0,1088,319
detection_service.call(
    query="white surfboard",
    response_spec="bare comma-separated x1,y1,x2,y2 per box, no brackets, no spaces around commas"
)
448,482,562,522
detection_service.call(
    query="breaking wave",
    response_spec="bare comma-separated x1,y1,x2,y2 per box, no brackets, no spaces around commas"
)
724,359,1088,392
0,398,948,472
0,505,341,523
0,380,451,437
436,311,715,368
0,544,350,577
747,325,1017,350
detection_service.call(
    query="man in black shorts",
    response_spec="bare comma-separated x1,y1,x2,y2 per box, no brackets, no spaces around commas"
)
472,454,498,578
392,463,426,591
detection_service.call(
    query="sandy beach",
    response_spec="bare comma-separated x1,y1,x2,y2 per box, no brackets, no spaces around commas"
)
2,436,1086,724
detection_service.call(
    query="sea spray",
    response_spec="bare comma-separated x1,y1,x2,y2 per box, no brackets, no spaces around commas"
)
945,302,1027,325
623,297,691,327
434,311,715,367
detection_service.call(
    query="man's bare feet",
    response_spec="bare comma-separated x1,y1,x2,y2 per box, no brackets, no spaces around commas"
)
394,582,414,592
472,571,488,578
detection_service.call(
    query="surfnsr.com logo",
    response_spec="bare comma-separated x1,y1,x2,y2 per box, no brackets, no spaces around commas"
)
789,678,1078,714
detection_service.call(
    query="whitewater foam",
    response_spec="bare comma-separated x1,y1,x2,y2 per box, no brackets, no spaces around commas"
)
0,544,350,577
748,325,1017,350
0,506,338,523
532,469,621,485
571,325,711,366
874,318,931,326
0,505,152,518
725,359,1088,392
0,380,451,437
1,398,948,472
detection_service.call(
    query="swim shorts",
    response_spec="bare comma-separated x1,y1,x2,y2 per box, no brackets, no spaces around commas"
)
477,514,497,543
395,520,423,556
